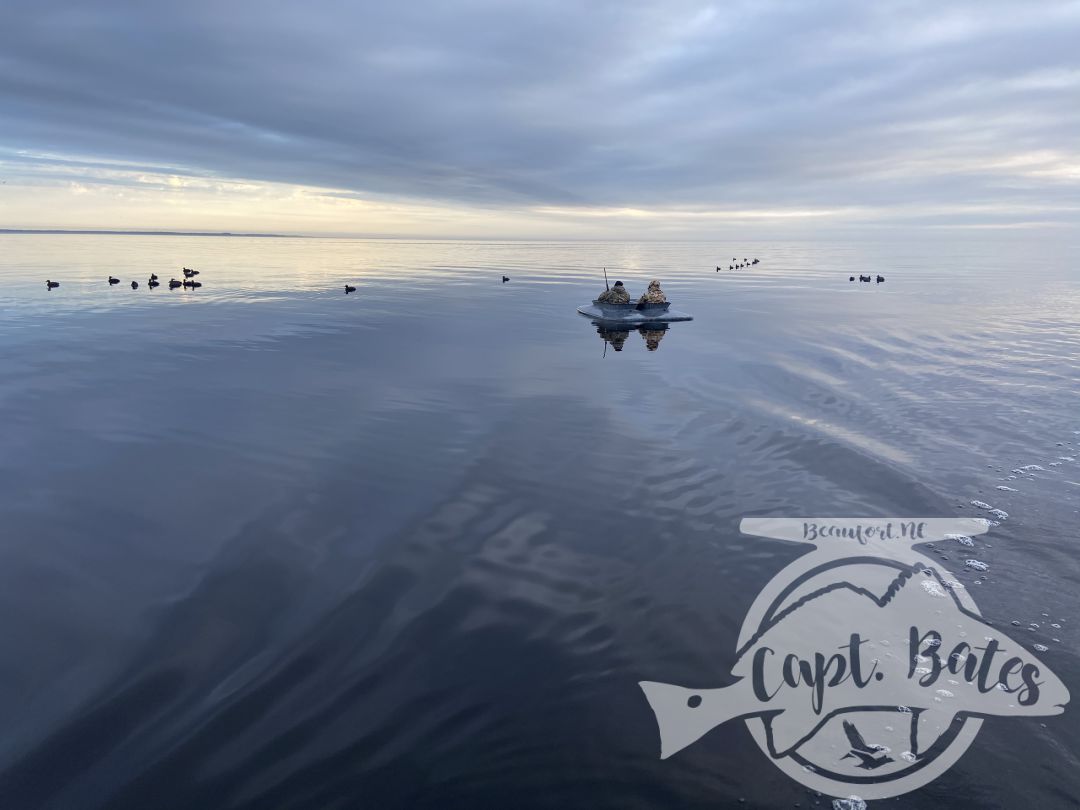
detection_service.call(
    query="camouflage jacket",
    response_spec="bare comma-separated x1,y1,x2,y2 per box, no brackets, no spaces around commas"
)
597,286,631,304
638,281,667,304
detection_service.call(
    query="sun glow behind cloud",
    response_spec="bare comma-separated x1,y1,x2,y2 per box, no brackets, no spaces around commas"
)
2,146,1077,239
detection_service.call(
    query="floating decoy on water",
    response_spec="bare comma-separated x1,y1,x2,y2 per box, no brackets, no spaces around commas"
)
502,275,509,282
752,258,759,265
183,268,199,278
859,274,872,282
850,276,856,281
876,274,885,283
191,281,202,288
108,276,120,285
131,280,138,289
46,280,59,289
148,278,160,288
169,279,182,288
149,273,158,282
345,284,356,294
182,279,195,288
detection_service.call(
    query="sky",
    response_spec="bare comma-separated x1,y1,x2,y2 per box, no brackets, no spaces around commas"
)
1,0,1079,238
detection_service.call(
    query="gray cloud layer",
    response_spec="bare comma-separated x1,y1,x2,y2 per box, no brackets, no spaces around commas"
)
2,0,1079,223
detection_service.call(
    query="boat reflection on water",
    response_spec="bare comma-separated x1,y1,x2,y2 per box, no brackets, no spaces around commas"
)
593,321,670,353
577,297,691,354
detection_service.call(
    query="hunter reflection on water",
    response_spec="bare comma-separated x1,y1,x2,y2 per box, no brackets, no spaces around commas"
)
1,235,1079,810
593,322,670,352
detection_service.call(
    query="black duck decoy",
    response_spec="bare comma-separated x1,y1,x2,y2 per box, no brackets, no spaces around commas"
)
182,279,195,288
149,273,158,281
183,268,200,278
169,279,182,288
131,280,139,289
46,280,59,289
344,284,357,294
108,276,120,285
876,275,885,283
859,274,871,282
191,281,202,288
502,275,510,282
148,278,160,288
850,276,856,281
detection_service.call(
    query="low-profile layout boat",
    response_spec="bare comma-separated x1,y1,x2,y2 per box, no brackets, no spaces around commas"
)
576,299,693,323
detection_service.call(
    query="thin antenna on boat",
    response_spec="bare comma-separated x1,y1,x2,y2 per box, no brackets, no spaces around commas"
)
603,266,610,291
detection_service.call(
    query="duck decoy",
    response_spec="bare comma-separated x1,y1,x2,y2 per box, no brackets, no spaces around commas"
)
715,266,721,272
859,274,871,282
169,279,182,288
502,275,510,283
148,278,160,288
752,258,759,265
183,268,200,278
344,284,356,294
191,281,202,288
850,276,856,281
131,280,139,289
876,275,885,283
108,276,120,285
46,280,59,289
182,279,195,288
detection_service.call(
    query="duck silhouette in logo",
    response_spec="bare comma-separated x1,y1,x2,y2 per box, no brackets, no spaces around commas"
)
840,720,894,769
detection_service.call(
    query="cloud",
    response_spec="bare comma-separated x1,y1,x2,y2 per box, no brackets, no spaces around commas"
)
0,0,1078,234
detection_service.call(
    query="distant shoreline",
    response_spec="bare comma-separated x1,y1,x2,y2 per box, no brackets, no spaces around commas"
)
0,229,309,238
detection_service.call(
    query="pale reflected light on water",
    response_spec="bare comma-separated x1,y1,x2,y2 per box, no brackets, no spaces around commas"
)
0,235,1078,808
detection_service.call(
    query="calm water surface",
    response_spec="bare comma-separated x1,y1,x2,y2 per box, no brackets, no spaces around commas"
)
0,235,1077,809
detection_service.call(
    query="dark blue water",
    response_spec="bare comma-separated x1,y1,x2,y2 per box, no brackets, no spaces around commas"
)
0,235,1077,808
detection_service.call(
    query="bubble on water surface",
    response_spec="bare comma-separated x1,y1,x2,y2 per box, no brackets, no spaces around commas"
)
946,533,975,546
921,580,947,598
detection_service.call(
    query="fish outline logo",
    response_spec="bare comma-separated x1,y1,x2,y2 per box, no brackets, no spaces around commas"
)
639,517,1070,800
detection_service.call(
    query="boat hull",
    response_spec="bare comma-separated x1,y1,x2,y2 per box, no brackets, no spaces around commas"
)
577,302,693,323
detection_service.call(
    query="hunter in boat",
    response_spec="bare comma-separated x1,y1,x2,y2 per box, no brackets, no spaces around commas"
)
637,279,667,305
596,280,631,304
578,277,693,323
